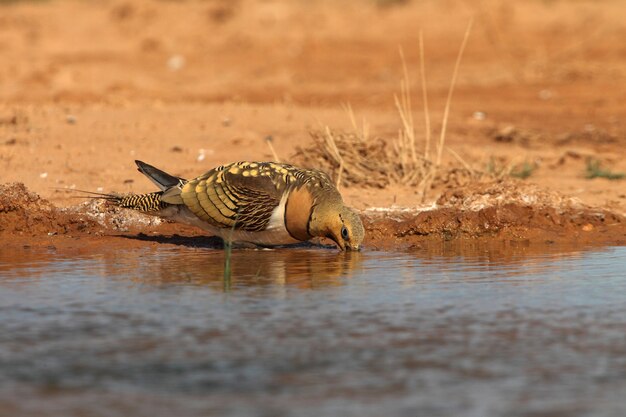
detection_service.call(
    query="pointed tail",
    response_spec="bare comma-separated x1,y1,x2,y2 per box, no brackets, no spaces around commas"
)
135,160,185,191
68,161,184,213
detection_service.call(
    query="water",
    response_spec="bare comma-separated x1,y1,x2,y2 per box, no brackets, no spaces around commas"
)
1,243,625,417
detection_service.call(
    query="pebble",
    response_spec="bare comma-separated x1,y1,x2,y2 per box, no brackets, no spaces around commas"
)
538,89,553,100
197,148,214,162
472,111,486,121
167,55,185,71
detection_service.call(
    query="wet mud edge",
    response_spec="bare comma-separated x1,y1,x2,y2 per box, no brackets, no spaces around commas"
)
1,182,625,252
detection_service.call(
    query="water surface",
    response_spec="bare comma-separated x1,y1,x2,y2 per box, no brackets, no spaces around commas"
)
1,243,625,417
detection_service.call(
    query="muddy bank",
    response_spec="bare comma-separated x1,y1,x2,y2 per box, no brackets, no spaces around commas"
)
365,179,626,250
1,182,624,253
1,0,625,215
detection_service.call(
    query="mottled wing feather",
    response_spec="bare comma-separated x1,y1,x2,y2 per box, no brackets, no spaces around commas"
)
178,161,336,232
225,183,279,231
180,162,285,231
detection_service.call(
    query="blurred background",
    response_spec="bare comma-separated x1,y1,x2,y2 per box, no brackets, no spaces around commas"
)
0,0,624,209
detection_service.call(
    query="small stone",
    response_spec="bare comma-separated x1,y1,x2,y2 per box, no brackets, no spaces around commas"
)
472,111,486,121
39,172,48,179
167,55,185,71
66,115,77,124
582,223,594,232
494,125,516,143
197,148,214,162
565,150,582,159
538,89,553,100
170,146,183,152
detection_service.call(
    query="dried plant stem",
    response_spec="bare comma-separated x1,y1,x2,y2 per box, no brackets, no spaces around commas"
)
396,47,417,165
323,126,345,188
344,103,358,134
436,19,473,167
446,146,474,174
265,136,280,162
343,103,369,141
418,30,431,161
416,170,434,200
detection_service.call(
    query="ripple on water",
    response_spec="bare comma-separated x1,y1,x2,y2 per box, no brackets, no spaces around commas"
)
0,244,625,417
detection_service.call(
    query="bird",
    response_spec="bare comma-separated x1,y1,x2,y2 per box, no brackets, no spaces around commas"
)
101,160,364,250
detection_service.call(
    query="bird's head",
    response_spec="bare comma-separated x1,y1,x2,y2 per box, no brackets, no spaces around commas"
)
310,199,364,251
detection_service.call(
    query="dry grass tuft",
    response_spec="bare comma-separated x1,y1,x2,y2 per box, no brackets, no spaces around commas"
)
300,128,391,188
293,21,474,201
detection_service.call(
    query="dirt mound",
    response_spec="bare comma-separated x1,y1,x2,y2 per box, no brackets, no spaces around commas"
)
0,183,164,238
1,182,624,250
0,182,87,236
435,179,584,211
363,179,625,249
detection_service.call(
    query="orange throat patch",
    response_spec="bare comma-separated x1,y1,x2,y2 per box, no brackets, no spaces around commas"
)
284,186,314,241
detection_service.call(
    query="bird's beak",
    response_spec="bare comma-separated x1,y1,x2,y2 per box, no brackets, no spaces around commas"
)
329,234,346,251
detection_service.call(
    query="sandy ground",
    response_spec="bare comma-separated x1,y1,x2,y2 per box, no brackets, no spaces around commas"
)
1,0,625,249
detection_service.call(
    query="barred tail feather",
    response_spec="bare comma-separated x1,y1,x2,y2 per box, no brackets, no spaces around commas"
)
114,192,168,212
74,190,168,213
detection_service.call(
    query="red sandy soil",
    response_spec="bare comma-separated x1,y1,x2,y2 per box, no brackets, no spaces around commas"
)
0,0,625,251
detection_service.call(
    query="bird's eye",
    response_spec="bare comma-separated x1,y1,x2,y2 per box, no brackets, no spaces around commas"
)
341,226,349,240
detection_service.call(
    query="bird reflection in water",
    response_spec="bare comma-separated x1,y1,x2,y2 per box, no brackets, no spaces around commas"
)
111,248,364,290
